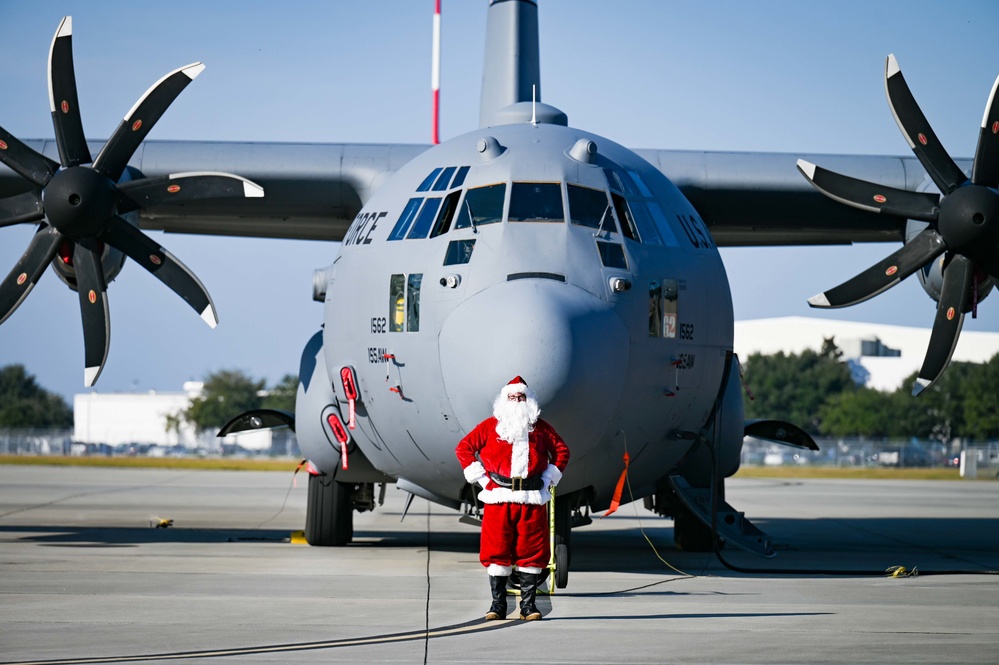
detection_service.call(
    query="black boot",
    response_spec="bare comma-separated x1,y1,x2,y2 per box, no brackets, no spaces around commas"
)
518,572,542,620
485,575,508,620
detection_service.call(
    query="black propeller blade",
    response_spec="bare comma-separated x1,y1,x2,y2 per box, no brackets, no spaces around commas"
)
73,239,110,387
805,227,946,309
971,77,999,187
102,216,218,328
117,172,263,214
0,126,59,187
93,62,206,181
0,17,265,385
0,225,61,325
913,255,974,396
884,54,967,195
0,191,45,229
800,54,999,395
796,160,940,221
48,16,91,168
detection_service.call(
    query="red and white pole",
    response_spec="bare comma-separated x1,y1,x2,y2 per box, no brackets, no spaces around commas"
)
431,0,441,144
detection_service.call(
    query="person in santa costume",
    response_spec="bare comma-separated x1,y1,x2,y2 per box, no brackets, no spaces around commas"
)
455,376,570,621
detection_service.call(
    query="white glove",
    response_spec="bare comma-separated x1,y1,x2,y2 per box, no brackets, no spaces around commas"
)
541,464,562,489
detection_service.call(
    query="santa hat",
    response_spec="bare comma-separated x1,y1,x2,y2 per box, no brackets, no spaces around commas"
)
499,375,536,400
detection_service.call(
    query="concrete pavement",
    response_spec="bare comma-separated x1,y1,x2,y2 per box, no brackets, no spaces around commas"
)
1,465,997,664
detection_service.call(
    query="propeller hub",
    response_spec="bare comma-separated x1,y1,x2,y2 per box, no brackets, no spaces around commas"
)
937,184,999,254
43,167,116,239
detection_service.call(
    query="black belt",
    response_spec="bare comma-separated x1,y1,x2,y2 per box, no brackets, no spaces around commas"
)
489,472,544,491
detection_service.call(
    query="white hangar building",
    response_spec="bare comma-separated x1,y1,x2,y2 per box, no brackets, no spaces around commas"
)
73,381,280,451
734,317,999,391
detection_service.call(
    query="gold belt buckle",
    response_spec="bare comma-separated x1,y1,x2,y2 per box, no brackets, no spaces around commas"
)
511,476,524,491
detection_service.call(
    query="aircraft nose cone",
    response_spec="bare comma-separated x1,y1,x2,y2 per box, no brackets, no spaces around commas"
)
439,279,629,452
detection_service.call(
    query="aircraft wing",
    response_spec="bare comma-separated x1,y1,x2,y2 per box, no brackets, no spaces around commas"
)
0,140,959,247
0,140,429,242
642,149,968,247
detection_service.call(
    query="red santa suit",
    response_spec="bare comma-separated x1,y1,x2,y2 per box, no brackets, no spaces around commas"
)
455,414,570,574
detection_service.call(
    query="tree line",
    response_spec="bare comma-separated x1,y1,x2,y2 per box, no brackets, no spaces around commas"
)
0,365,297,434
5,347,999,443
742,338,999,443
166,370,298,434
0,365,73,429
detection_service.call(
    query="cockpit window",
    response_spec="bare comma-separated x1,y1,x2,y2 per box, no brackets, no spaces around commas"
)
611,192,640,242
603,168,634,197
443,239,475,265
626,170,654,197
406,198,442,239
596,241,628,269
453,183,505,230
627,201,664,245
567,184,617,233
388,198,423,241
451,166,470,189
430,190,462,238
509,182,564,223
417,168,443,192
644,202,681,246
432,166,457,191
603,165,683,247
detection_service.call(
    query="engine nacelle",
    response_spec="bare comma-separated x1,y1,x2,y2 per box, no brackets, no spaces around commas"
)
909,220,995,309
50,238,126,291
674,353,745,487
295,329,390,482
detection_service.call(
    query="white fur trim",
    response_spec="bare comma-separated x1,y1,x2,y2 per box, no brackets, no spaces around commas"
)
477,486,552,505
500,382,527,397
509,436,529,478
541,463,562,487
463,461,486,484
500,383,537,401
516,566,543,574
487,564,513,576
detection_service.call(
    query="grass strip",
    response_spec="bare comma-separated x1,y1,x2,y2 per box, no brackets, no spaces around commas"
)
1,455,984,480
735,465,966,480
0,455,302,472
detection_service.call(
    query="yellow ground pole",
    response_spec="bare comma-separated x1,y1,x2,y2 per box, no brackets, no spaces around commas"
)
508,486,557,597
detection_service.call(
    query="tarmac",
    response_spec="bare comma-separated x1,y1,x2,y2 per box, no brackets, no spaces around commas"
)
1,465,998,665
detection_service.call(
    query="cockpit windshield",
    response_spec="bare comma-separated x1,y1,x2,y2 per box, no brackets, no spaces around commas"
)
567,184,617,233
508,183,564,223
453,183,505,230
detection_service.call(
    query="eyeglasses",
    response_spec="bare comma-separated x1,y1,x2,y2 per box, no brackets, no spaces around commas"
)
507,393,527,402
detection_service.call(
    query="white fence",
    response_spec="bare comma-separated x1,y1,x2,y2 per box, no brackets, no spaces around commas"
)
742,436,999,477
0,428,299,458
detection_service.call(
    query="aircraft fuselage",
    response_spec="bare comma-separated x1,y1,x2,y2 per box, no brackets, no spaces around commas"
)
307,120,735,511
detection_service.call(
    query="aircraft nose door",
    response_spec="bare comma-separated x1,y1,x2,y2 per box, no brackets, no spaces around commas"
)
438,278,629,457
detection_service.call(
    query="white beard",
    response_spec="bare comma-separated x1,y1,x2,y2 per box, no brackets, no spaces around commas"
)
493,395,540,444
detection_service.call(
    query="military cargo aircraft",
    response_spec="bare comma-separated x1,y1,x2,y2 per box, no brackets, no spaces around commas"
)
1,2,997,585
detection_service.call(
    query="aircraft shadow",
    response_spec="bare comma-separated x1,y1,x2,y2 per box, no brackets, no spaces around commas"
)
350,513,999,577
3,515,997,576
0,525,295,547
564,516,999,578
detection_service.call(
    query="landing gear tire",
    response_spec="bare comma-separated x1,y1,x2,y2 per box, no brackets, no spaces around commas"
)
553,494,572,588
672,501,717,552
305,473,353,546
554,544,569,589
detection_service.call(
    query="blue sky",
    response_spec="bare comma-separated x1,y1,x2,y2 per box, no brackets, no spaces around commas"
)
0,1,997,402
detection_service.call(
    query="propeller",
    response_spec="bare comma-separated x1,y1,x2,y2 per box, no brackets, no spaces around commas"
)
797,54,999,396
0,17,264,386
